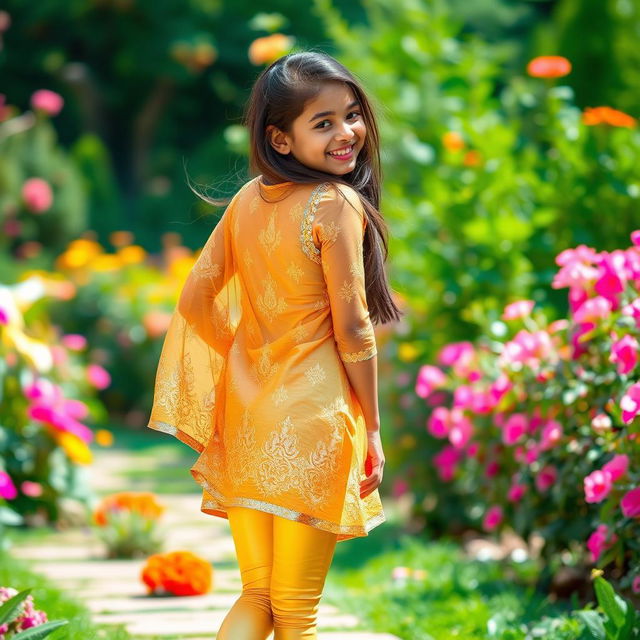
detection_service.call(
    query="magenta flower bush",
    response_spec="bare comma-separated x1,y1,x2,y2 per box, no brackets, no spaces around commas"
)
413,231,640,594
0,276,110,535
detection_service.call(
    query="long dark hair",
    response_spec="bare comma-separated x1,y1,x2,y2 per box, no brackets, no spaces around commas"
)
193,50,403,326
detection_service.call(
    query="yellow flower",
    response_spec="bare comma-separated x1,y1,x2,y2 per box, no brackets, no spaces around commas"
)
90,254,123,271
117,245,147,265
57,431,93,465
398,343,419,362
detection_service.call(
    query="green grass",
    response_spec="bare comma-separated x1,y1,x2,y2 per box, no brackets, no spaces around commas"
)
0,550,132,640
325,531,588,640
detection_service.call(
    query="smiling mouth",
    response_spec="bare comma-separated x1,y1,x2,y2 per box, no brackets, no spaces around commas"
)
327,143,356,158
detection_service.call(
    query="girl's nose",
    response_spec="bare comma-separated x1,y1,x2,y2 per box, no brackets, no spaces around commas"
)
336,124,355,141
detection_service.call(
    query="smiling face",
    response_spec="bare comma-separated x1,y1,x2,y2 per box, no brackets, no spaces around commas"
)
266,81,367,177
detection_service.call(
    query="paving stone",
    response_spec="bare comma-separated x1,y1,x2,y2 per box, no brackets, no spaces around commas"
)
85,594,343,615
91,609,361,636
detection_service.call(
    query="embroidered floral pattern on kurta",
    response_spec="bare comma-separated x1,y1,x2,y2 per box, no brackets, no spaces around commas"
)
147,176,383,542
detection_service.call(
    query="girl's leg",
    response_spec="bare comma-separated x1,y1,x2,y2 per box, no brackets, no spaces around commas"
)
270,516,338,639
217,505,274,640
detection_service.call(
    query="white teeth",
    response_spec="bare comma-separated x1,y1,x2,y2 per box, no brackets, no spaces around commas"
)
329,144,354,157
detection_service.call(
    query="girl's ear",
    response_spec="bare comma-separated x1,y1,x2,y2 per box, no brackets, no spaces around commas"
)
266,124,291,155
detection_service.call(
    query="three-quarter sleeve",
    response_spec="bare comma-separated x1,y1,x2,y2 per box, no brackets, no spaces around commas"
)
313,185,377,363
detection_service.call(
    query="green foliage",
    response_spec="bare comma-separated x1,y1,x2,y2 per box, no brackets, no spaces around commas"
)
92,509,165,559
0,551,131,640
0,588,68,639
0,114,88,257
573,574,640,639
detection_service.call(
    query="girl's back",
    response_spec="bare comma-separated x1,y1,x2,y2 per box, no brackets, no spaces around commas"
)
148,174,385,542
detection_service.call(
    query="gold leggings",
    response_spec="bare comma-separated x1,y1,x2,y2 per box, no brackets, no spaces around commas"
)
216,505,338,640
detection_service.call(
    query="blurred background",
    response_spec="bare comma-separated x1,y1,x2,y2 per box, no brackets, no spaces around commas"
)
2,0,640,638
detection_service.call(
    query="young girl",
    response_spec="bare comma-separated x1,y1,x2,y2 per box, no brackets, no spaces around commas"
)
147,50,403,639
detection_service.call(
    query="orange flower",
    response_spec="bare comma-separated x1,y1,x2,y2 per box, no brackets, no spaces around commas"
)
95,429,114,447
93,491,165,526
582,106,636,128
462,150,482,167
442,131,465,151
248,34,295,65
141,550,213,596
527,56,571,78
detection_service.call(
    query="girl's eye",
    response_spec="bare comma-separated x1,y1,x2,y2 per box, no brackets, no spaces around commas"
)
315,111,361,129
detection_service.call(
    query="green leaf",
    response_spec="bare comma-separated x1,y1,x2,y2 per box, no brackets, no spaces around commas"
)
0,589,32,626
13,620,69,639
593,577,625,629
575,610,606,640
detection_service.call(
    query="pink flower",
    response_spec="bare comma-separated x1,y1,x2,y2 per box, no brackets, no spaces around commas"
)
507,482,527,502
61,334,88,351
502,413,528,446
586,524,618,563
484,461,499,478
87,363,111,389
594,252,626,308
571,322,596,359
391,478,409,498
632,576,640,594
415,364,447,398
620,487,640,518
631,230,640,247
535,465,557,492
540,419,563,451
448,410,474,449
610,334,639,375
591,413,612,434
438,341,473,366
602,454,629,482
21,480,43,497
427,407,450,438
502,299,535,320
489,375,512,405
620,381,640,424
22,177,53,213
555,244,599,267
466,441,479,457
27,405,93,443
30,89,64,116
498,329,555,370
584,470,613,503
573,296,612,324
433,445,462,482
482,505,503,531
621,298,640,328
0,470,18,499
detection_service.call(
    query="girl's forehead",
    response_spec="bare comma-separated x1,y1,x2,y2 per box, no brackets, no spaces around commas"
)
302,82,357,110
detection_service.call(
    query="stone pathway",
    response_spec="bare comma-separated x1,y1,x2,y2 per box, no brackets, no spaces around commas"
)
10,444,401,640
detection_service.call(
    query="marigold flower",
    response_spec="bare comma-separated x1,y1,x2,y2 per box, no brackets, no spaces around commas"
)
141,550,213,596
527,56,571,78
582,106,636,128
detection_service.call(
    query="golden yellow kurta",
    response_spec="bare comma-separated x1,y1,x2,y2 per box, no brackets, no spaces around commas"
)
147,176,385,542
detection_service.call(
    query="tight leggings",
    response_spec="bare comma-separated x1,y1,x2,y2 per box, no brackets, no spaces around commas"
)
216,505,338,640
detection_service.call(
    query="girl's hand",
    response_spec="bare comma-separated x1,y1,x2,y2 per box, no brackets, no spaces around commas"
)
360,430,385,499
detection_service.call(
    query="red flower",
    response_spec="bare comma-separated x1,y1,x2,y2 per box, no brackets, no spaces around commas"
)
527,56,571,78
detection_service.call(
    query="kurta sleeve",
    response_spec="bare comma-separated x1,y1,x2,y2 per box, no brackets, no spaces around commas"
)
313,185,377,363
177,206,238,351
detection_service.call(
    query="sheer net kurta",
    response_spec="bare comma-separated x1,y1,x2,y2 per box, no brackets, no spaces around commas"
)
147,176,385,542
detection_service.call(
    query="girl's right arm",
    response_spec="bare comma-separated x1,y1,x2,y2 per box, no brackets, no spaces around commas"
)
314,186,380,433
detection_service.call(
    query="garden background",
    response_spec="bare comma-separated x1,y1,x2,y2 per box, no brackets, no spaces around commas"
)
1,0,640,638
